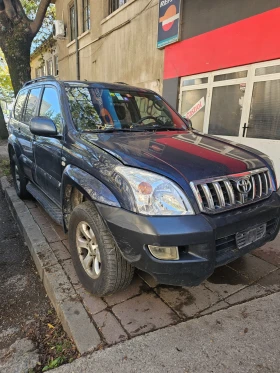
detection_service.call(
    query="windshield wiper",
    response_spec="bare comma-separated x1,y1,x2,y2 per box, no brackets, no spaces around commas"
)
81,128,145,133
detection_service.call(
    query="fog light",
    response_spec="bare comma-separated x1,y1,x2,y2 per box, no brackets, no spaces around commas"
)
148,245,179,260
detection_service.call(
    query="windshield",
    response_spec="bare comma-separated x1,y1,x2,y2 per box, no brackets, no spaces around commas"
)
66,86,188,132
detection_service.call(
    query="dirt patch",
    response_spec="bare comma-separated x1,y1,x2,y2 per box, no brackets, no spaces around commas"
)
24,308,79,372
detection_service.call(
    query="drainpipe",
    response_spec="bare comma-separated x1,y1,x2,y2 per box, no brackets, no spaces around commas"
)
74,0,80,80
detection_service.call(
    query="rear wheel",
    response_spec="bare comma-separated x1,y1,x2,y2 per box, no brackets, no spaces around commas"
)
68,201,134,296
10,154,29,199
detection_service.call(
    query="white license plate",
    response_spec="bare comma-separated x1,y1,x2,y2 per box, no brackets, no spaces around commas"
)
236,223,266,249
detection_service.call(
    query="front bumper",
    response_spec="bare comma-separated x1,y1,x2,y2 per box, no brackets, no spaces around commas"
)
96,192,280,287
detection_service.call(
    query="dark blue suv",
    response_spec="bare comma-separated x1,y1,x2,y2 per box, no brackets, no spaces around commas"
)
8,77,280,296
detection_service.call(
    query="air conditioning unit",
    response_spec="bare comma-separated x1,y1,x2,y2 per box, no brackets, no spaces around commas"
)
53,20,66,40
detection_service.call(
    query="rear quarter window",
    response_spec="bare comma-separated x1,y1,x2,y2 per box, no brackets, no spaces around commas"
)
14,90,28,121
23,87,42,125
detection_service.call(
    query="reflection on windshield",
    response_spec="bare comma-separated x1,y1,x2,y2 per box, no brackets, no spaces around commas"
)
66,86,188,132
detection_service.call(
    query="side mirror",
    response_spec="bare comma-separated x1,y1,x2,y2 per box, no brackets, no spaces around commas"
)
30,116,58,137
184,118,193,129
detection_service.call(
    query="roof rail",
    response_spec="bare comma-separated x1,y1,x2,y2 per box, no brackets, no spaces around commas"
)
23,75,57,88
114,82,128,85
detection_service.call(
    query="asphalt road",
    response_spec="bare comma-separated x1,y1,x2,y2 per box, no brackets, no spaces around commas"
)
0,185,50,371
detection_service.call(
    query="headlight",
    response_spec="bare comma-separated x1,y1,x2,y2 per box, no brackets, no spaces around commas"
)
268,158,280,189
115,166,194,216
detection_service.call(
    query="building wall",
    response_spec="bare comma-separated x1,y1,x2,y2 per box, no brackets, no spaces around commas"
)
55,0,164,93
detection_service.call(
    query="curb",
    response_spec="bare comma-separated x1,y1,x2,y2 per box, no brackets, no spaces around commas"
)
0,176,101,354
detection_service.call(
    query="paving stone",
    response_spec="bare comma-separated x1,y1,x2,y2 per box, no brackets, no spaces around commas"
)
253,236,280,267
61,259,80,286
30,208,53,227
76,287,107,315
225,283,270,305
94,311,127,345
50,241,71,262
156,284,221,319
228,254,276,282
204,265,250,298
40,225,61,243
200,301,229,316
25,200,37,209
62,239,70,251
112,292,179,337
52,224,68,241
104,276,147,306
59,298,101,354
258,269,280,293
137,270,158,288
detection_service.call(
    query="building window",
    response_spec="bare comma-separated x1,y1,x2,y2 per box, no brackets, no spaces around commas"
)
83,0,90,32
70,5,75,41
54,55,59,76
35,66,45,78
46,58,53,76
109,0,127,14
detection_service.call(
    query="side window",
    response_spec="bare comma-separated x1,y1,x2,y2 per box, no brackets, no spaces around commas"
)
39,87,63,133
14,90,28,121
23,88,42,125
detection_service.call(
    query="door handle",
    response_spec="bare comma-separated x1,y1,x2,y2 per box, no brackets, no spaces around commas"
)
242,123,249,137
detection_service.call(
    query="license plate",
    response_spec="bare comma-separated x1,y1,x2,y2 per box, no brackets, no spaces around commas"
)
236,223,266,249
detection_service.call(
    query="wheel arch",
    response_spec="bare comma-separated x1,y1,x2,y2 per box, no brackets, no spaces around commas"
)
61,165,120,230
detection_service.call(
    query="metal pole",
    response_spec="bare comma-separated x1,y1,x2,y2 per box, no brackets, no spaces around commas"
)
74,0,80,80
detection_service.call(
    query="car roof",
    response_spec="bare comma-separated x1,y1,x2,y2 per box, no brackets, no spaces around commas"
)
22,76,152,93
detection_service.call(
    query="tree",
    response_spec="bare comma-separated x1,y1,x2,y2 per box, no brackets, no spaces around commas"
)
0,0,54,96
0,50,12,139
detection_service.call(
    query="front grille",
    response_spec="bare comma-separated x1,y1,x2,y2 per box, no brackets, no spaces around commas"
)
190,168,274,214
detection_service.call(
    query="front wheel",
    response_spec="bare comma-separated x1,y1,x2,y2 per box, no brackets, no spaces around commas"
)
68,201,134,296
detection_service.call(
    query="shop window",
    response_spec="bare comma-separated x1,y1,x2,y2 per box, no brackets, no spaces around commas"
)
109,0,127,14
182,77,208,87
46,58,53,76
247,80,280,140
255,65,280,76
181,89,207,132
70,5,75,41
214,70,247,82
208,84,245,136
83,0,90,32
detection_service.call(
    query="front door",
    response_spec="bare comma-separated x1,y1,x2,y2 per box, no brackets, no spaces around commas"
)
33,86,64,205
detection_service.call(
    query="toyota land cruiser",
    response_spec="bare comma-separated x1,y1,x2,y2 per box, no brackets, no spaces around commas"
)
8,76,280,296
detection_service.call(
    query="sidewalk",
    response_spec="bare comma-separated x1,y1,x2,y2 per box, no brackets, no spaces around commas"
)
53,292,280,373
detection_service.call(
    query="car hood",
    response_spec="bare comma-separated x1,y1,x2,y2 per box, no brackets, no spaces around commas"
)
81,130,268,183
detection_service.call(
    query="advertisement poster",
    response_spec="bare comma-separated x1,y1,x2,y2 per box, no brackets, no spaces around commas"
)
157,0,181,49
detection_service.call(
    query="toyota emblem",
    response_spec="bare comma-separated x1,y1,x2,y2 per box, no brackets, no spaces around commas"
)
236,178,252,194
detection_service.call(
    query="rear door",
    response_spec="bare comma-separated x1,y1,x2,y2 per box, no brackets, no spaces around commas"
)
33,85,64,205
18,87,42,180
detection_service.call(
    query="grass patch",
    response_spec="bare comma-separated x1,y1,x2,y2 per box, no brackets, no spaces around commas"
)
0,159,10,177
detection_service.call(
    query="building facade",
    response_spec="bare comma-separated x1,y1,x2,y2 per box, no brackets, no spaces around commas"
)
52,0,280,170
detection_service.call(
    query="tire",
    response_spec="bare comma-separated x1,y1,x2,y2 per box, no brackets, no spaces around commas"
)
10,154,30,199
68,201,134,296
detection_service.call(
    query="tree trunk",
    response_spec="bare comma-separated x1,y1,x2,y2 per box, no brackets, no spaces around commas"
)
1,34,32,96
0,105,8,140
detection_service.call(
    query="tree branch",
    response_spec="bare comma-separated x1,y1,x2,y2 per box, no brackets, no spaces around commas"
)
3,0,16,19
30,0,51,36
